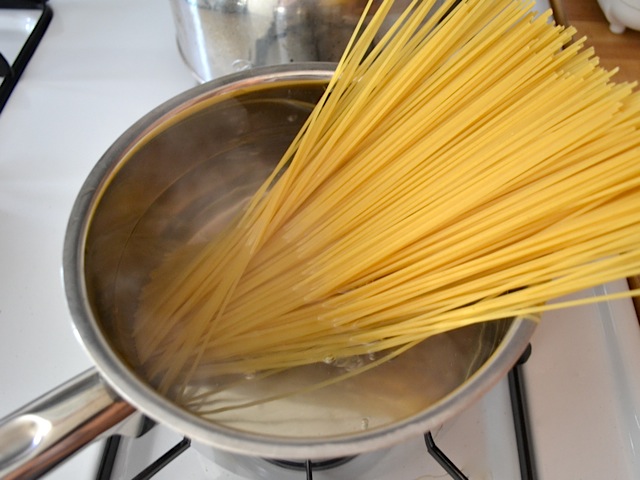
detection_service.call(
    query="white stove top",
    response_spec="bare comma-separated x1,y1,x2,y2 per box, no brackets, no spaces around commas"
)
0,1,639,479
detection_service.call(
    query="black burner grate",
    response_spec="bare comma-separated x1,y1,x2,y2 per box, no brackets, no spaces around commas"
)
0,0,52,114
508,344,537,480
424,431,469,480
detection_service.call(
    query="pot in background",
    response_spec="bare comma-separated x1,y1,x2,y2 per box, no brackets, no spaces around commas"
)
168,0,448,81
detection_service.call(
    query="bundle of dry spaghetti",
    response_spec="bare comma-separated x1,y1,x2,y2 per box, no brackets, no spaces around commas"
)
134,0,640,411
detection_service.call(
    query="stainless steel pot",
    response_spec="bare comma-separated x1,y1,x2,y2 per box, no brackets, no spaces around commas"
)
169,0,449,81
0,64,536,479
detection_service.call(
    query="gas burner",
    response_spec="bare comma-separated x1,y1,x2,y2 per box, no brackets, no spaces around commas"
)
0,0,52,113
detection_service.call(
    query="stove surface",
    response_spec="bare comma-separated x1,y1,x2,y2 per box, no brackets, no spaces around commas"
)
1,0,639,479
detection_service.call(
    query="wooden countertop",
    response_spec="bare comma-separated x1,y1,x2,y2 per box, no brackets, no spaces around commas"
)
550,0,640,317
550,0,640,83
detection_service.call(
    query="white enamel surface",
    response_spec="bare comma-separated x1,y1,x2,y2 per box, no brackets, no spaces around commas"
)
525,280,640,480
0,9,39,65
0,1,195,478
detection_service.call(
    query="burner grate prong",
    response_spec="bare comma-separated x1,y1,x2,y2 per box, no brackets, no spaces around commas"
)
508,344,538,480
424,431,469,480
0,0,53,113
131,437,191,480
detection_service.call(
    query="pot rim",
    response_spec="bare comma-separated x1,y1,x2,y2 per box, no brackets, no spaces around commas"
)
63,63,537,459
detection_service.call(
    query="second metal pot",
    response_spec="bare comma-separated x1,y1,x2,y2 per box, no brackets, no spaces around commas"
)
168,0,449,81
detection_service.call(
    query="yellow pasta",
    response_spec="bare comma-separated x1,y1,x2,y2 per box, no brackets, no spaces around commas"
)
133,0,640,414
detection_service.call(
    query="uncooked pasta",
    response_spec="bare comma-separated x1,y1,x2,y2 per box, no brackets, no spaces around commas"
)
133,0,640,414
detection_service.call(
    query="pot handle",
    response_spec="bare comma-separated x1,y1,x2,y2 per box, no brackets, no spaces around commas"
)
0,368,136,480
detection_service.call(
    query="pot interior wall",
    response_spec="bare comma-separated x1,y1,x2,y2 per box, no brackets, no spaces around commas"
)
81,77,514,440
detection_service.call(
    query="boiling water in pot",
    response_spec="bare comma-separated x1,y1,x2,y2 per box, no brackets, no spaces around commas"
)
83,79,512,440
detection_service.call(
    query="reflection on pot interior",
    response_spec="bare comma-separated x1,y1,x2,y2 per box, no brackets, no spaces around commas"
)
84,79,512,438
